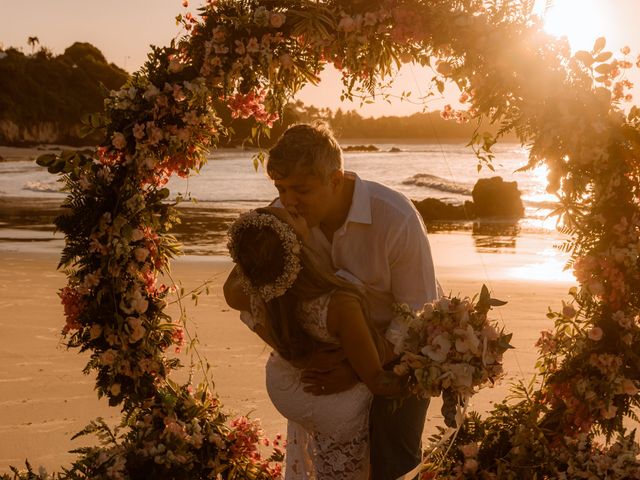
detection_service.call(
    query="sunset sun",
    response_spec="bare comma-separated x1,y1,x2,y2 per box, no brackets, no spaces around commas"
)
537,0,611,51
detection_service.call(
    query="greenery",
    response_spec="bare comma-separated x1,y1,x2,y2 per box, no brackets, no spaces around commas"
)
0,42,129,145
0,41,510,148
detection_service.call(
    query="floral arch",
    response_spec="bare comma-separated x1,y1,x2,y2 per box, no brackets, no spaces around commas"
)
11,0,640,478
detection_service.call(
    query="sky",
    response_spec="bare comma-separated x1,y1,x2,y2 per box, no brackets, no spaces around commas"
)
1,0,639,117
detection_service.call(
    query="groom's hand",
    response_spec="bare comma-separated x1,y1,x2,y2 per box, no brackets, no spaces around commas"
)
301,360,359,396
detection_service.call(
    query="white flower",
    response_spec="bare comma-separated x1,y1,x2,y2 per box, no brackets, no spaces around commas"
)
421,333,451,363
447,363,474,390
455,324,480,354
143,84,160,100
131,228,145,242
127,316,146,343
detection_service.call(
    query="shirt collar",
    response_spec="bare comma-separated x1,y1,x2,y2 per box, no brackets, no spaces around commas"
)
344,171,372,225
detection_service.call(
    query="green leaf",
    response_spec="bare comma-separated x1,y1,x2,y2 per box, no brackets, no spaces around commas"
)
158,188,171,200
594,51,613,63
36,153,57,167
489,298,508,307
574,50,593,66
592,36,606,53
595,63,613,74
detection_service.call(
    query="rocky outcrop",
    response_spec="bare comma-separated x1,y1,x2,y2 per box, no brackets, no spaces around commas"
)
342,144,379,152
471,176,524,218
413,198,475,221
414,176,524,222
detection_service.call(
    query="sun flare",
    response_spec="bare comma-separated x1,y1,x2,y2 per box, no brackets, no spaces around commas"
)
537,0,611,52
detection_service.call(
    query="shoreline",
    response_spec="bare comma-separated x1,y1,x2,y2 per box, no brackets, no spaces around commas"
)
0,234,574,474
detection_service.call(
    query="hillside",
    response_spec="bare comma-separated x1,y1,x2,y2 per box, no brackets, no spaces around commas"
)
0,42,129,146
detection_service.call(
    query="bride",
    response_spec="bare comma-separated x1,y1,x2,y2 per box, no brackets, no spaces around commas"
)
224,207,404,479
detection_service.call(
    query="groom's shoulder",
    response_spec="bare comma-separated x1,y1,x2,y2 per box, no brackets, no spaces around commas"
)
362,178,417,217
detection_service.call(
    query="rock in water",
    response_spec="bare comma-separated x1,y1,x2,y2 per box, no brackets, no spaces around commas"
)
471,177,524,218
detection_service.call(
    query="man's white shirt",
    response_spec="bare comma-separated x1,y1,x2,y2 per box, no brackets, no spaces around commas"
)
307,172,439,333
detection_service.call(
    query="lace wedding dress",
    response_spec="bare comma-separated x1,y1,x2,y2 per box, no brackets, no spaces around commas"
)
244,293,372,480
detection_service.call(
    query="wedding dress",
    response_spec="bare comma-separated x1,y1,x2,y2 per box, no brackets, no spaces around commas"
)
244,293,372,480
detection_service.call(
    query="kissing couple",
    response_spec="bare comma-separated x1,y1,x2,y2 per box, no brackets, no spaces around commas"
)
224,122,440,480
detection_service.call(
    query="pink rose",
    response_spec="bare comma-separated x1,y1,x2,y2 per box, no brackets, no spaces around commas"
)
588,326,603,341
112,132,127,150
269,12,286,28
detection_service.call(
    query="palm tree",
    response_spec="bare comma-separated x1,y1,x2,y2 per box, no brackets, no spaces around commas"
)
27,36,39,54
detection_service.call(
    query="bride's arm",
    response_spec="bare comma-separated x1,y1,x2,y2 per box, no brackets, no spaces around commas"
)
327,292,404,397
223,266,250,311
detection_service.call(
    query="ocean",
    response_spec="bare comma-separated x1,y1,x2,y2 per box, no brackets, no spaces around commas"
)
0,141,559,255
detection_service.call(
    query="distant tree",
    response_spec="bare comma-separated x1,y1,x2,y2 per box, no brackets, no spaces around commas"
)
27,36,39,54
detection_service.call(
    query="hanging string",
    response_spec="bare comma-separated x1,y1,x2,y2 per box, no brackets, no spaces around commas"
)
406,62,528,383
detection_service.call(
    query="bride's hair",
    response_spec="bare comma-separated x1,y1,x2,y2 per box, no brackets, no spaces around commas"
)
234,215,376,362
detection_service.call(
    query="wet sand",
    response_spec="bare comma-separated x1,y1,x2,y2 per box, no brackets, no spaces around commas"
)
0,226,574,474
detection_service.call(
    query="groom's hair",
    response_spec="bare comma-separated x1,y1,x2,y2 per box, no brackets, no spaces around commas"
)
267,122,343,182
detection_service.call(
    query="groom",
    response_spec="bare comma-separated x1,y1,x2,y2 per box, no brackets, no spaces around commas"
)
264,123,438,479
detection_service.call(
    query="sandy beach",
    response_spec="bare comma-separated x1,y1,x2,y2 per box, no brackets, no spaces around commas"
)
0,228,574,474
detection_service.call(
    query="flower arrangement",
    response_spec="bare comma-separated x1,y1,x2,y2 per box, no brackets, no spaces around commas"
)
7,0,640,478
390,285,512,402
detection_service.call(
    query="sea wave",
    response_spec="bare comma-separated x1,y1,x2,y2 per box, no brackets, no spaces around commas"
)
23,181,60,193
402,173,472,195
523,199,558,209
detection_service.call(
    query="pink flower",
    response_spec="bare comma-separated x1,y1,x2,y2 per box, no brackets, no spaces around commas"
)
59,286,85,333
269,12,286,28
588,326,603,341
622,379,639,396
338,16,356,32
134,247,150,262
246,37,260,53
112,132,127,150
100,349,117,366
133,123,146,140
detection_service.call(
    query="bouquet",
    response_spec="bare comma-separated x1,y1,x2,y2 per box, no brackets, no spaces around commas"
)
390,285,512,401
